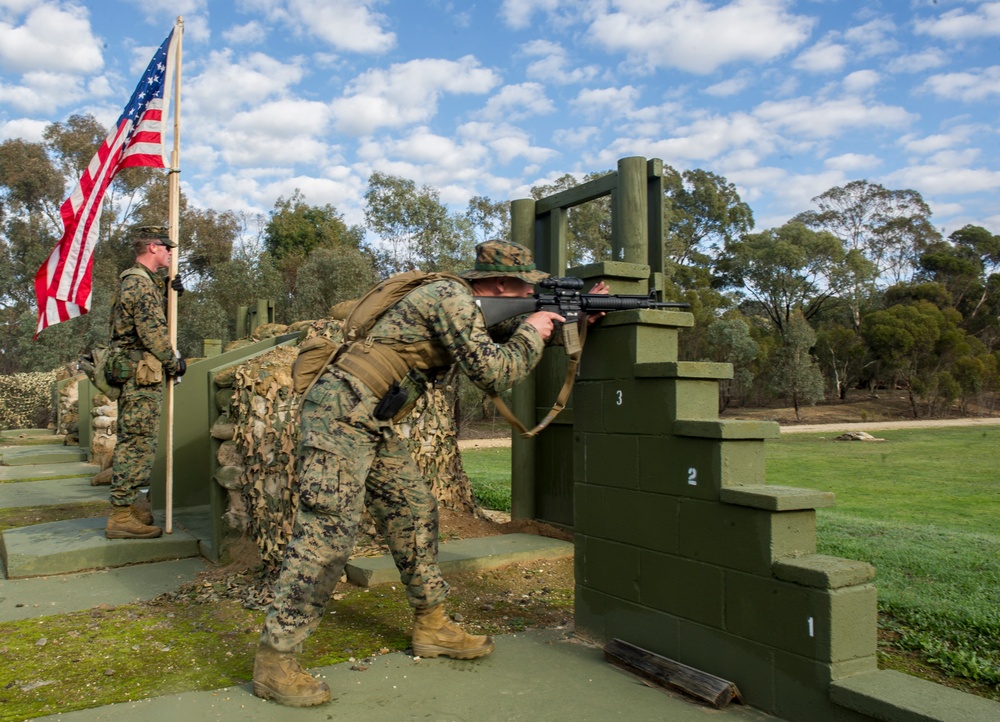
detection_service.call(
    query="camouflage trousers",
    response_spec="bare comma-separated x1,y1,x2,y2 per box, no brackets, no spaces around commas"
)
260,371,448,653
110,378,162,507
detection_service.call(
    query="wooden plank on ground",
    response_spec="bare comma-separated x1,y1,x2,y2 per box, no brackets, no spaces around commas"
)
604,638,743,709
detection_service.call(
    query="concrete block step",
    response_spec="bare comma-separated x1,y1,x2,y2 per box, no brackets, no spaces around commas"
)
1,515,200,579
0,446,88,466
0,461,98,484
346,533,573,587
831,669,1000,721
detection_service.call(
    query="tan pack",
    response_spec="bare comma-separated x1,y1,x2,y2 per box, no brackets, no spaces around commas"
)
291,336,340,395
290,271,465,399
135,352,164,386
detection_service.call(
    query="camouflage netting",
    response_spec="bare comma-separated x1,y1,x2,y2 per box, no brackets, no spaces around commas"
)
56,373,84,441
0,371,57,431
216,316,479,572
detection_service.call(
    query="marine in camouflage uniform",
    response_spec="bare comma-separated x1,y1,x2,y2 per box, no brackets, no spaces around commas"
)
254,241,565,707
105,227,185,540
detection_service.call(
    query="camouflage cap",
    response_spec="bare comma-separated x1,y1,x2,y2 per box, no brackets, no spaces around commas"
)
133,225,176,248
459,240,549,284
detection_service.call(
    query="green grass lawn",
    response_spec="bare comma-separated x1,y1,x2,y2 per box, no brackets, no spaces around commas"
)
461,427,1000,697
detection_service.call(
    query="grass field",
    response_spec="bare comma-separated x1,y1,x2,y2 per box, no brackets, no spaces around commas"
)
461,426,1000,698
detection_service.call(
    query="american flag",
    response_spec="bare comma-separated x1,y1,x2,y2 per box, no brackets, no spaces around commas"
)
34,29,178,338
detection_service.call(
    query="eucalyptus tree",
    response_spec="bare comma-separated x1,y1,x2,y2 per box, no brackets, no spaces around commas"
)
794,180,941,329
364,172,474,276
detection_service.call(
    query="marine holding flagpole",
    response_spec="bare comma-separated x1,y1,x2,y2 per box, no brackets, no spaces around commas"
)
31,20,187,538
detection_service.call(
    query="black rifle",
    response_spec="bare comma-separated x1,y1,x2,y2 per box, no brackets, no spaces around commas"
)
474,276,689,326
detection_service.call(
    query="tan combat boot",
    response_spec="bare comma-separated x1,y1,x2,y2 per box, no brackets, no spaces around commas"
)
131,493,154,526
105,504,162,539
253,643,331,707
412,604,494,659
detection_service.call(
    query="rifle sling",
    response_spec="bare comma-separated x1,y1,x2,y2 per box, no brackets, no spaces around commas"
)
489,318,588,439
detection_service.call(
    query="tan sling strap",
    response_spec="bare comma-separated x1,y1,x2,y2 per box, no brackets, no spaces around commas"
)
489,318,589,439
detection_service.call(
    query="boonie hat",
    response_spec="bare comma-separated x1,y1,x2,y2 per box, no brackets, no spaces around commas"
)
460,240,549,284
133,225,176,248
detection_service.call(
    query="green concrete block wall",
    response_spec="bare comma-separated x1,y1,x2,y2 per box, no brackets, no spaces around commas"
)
677,500,817,575
677,618,777,711
774,653,877,722
639,550,724,628
574,433,639,489
575,534,640,602
579,323,680,380
575,585,680,660
637,436,767,498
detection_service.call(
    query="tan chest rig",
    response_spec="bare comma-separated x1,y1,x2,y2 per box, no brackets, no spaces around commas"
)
293,271,467,421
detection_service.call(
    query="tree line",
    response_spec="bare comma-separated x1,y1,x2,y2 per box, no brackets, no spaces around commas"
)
2,113,998,418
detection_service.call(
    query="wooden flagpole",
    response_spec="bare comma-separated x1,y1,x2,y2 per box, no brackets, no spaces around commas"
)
165,16,183,534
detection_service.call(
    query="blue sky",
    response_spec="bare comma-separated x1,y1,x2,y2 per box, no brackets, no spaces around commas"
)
1,0,999,238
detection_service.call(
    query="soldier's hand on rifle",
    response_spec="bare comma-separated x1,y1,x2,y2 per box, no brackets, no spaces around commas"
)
169,275,185,296
525,311,565,341
587,281,610,325
174,355,187,377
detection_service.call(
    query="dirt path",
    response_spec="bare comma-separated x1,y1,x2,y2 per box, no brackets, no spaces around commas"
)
458,416,1000,448
778,417,1000,434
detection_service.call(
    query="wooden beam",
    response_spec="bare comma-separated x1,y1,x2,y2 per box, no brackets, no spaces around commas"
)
604,638,744,709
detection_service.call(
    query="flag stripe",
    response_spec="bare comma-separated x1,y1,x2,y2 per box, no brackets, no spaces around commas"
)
34,29,176,338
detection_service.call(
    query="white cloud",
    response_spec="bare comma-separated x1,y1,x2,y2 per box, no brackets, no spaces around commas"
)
884,163,1000,196
900,126,977,155
251,0,395,53
553,125,600,147
0,116,47,142
229,99,331,136
477,83,555,122
223,21,267,45
793,39,848,73
500,0,563,30
522,39,600,85
186,50,306,116
570,86,641,119
331,57,500,135
842,17,898,57
0,3,102,74
886,49,948,74
922,66,1000,102
754,96,915,138
824,153,881,172
842,69,880,94
0,70,85,113
586,0,815,74
914,3,1000,41
459,121,556,165
704,72,752,97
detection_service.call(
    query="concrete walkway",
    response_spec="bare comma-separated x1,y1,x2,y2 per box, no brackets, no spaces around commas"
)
34,629,777,722
2,431,776,722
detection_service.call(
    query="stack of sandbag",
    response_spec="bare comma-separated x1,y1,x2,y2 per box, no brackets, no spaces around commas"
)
89,393,117,486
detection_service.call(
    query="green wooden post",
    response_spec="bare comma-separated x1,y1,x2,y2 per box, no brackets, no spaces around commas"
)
510,198,537,521
614,156,648,265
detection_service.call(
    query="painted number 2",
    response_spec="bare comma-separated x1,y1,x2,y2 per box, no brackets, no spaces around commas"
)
687,468,698,486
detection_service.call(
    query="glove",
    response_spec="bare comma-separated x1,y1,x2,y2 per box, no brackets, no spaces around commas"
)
169,276,185,296
175,356,187,377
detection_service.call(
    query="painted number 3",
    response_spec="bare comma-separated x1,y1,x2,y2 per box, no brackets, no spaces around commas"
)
616,389,623,406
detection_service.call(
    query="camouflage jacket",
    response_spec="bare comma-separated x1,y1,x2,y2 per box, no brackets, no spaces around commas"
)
111,263,180,375
368,278,545,395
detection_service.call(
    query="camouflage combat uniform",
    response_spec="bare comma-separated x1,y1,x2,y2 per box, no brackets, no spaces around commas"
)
109,264,181,507
260,278,545,652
